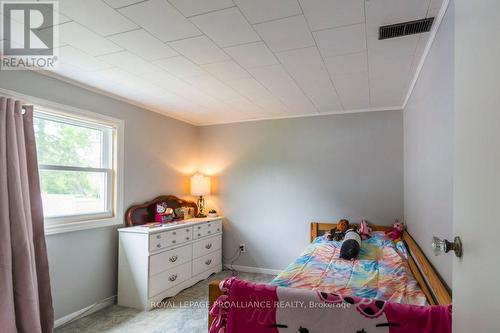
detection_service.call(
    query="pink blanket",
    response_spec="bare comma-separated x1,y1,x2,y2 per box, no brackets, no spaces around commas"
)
210,278,451,333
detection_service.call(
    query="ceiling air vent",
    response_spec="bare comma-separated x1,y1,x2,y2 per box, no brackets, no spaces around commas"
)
379,17,434,40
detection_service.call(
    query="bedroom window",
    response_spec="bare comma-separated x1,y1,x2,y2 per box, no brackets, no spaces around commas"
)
33,105,123,234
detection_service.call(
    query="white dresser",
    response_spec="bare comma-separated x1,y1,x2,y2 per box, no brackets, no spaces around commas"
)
117,217,223,310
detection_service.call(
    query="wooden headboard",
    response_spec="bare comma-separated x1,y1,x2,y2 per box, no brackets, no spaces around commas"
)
124,195,198,227
310,222,452,305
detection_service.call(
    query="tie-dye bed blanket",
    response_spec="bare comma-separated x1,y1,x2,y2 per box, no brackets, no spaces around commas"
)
209,278,452,333
271,232,426,305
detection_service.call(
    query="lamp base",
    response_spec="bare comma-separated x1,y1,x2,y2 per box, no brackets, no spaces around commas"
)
196,195,206,218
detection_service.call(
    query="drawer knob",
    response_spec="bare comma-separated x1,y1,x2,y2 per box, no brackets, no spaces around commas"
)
208,224,211,227
172,240,176,244
205,243,212,249
198,233,201,237
208,230,211,234
186,237,190,240
156,235,161,239
169,255,178,262
205,259,212,265
217,228,220,232
156,244,161,248
198,226,201,229
186,229,190,232
169,274,178,282
173,231,176,235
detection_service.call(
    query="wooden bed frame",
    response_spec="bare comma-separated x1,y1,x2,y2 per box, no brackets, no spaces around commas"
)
208,222,451,327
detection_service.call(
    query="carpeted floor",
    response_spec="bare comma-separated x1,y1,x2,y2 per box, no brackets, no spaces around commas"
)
55,271,274,333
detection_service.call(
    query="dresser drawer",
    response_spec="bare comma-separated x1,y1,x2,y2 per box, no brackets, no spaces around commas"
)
150,227,193,251
206,220,222,235
193,223,207,239
150,244,192,276
192,250,221,276
193,234,222,259
149,262,191,297
168,227,193,247
149,232,168,252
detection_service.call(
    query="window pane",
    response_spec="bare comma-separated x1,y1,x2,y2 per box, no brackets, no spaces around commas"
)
40,170,108,217
34,116,104,168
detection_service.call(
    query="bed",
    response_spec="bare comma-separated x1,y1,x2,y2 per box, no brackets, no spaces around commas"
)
208,222,451,328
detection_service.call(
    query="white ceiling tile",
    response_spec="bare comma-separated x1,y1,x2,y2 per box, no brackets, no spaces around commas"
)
168,36,230,64
324,51,368,77
153,56,207,78
224,42,278,69
276,47,342,111
254,15,315,52
97,51,160,75
183,74,243,101
369,55,413,107
333,72,370,110
366,22,420,60
234,0,301,24
103,0,145,9
248,65,317,114
299,0,365,31
169,0,234,17
109,29,179,61
202,60,251,81
59,22,123,56
314,23,366,57
225,78,289,113
58,0,137,36
429,0,444,11
119,0,201,42
190,7,261,47
427,6,441,18
140,70,216,102
59,46,113,71
365,0,429,29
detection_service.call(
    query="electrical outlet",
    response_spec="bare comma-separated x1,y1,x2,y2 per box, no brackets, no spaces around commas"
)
239,243,247,253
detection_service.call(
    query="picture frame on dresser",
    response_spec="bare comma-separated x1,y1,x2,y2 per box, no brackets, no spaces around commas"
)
117,195,223,310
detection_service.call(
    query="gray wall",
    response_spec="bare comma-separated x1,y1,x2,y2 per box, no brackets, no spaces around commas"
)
403,2,454,287
199,111,403,271
0,71,198,320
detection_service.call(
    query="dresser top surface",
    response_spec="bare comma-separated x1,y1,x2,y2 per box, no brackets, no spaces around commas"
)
118,217,223,235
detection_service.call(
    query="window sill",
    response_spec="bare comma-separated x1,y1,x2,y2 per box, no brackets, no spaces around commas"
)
44,217,124,235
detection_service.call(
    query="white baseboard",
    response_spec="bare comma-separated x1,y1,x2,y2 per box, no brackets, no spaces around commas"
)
54,296,116,328
227,264,282,276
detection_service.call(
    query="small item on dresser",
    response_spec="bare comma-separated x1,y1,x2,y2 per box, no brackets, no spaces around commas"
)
174,207,185,220
340,226,362,260
208,209,218,218
154,202,174,223
385,220,405,242
327,219,349,241
183,207,194,219
359,219,373,240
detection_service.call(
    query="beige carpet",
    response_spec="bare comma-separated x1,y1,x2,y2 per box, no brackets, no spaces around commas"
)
55,271,274,333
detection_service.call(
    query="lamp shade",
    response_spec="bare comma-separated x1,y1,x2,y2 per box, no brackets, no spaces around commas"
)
190,173,211,196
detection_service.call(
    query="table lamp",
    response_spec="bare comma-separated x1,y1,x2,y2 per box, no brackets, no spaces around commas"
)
191,173,210,218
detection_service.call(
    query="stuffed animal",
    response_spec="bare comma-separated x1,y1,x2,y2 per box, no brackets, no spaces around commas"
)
154,202,174,223
359,219,372,240
340,226,362,260
327,219,350,241
385,220,405,241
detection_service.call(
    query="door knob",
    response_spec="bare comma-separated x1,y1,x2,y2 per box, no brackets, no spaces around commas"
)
432,236,463,258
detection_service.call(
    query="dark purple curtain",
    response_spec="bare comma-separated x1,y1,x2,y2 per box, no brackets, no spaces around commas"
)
0,97,54,333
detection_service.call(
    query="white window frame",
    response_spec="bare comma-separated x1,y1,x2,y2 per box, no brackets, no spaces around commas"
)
0,88,124,235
